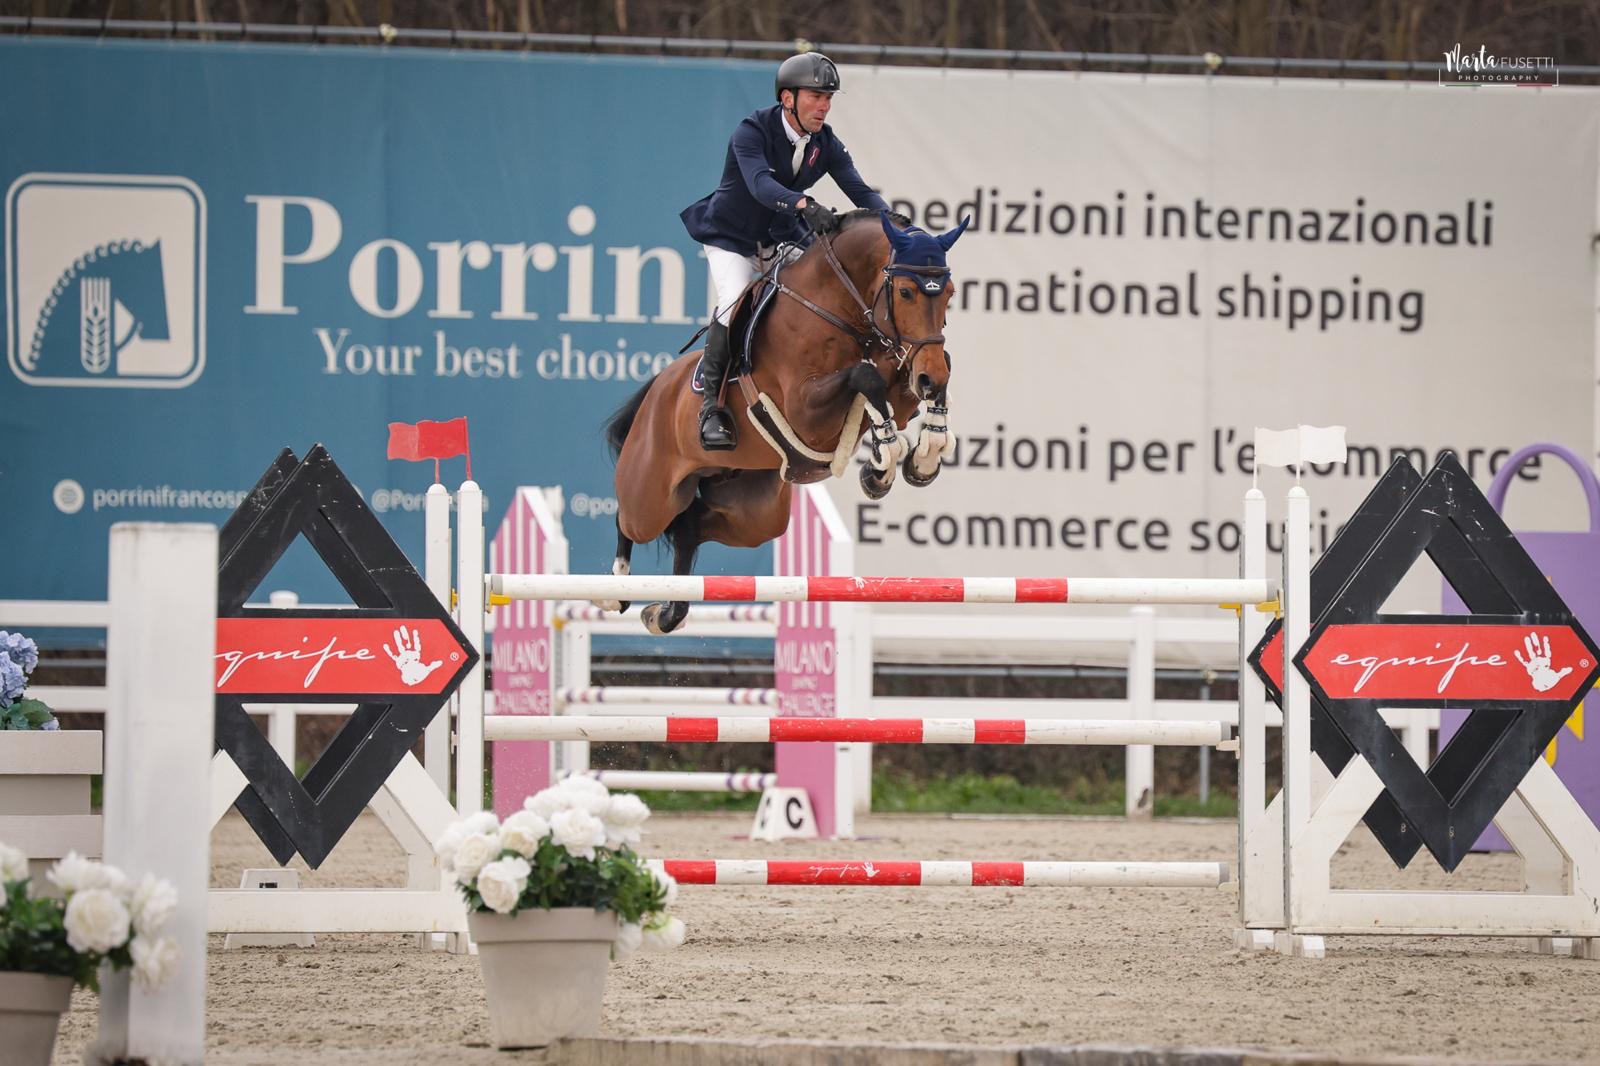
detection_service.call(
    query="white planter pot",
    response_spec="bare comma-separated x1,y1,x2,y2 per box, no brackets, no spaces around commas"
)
0,730,103,889
468,907,617,1049
0,971,73,1066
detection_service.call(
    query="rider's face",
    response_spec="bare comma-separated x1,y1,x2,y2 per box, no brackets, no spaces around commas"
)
789,89,833,133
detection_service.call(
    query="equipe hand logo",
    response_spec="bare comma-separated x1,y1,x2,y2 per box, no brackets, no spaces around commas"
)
383,626,444,687
1514,630,1574,693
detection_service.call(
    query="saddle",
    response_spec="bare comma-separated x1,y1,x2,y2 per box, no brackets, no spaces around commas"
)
688,268,778,396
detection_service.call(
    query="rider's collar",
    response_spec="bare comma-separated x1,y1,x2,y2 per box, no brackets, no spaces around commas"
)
778,107,814,144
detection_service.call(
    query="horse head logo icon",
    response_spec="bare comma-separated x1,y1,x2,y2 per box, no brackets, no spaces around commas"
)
26,238,170,375
6,174,205,388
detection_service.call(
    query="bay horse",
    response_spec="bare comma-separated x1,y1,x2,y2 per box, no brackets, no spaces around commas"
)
603,210,969,634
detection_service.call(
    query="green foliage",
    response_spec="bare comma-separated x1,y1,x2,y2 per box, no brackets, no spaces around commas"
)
872,770,1123,815
875,771,1239,817
457,839,666,925
0,698,56,731
0,879,114,990
1153,792,1239,818
631,772,1239,817
630,789,761,812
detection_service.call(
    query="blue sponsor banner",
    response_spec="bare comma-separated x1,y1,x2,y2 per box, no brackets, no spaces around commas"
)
0,37,778,606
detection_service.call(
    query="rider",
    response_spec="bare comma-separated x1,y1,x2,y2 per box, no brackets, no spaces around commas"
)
680,52,890,451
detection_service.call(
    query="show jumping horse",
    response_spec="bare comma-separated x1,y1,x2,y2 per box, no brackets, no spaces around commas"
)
604,210,969,634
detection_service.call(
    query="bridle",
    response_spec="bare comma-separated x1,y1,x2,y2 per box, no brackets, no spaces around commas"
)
772,229,949,370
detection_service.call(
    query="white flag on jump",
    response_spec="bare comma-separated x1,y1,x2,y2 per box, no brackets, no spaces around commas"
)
1254,425,1348,470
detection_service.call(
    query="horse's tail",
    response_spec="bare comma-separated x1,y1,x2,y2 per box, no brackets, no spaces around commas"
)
603,378,656,463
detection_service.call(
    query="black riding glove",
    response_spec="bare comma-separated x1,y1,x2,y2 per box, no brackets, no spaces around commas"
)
798,199,840,236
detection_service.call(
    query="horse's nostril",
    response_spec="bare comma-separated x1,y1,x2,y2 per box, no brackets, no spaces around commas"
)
916,373,933,396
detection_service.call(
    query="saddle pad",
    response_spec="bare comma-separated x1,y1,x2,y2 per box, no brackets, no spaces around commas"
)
690,263,783,395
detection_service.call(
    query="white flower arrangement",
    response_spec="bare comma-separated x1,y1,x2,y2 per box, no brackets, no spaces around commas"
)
0,842,180,992
433,777,685,959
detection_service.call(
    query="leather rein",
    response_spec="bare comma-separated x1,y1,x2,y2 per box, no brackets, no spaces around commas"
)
772,229,948,369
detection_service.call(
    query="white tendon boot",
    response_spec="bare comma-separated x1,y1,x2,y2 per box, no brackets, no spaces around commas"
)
592,557,629,613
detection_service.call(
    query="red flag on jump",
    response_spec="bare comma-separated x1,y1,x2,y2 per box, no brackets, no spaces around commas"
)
387,418,471,481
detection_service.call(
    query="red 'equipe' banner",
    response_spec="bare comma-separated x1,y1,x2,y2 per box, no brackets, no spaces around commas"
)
1296,624,1592,702
215,618,469,696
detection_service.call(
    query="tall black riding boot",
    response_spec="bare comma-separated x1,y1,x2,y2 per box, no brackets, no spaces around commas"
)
698,321,737,451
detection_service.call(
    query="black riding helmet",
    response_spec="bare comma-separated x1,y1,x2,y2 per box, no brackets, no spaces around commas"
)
774,52,841,101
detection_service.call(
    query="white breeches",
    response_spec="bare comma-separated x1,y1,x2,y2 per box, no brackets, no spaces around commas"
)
705,245,760,326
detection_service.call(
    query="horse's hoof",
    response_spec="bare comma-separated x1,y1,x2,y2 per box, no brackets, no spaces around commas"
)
859,463,893,500
641,602,686,636
902,454,940,488
593,599,625,614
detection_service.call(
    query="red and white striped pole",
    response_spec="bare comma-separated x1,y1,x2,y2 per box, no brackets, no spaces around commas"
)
490,574,1277,607
655,859,1229,888
483,715,1231,747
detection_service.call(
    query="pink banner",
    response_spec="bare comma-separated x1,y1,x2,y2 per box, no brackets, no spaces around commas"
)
775,487,842,836
490,488,559,815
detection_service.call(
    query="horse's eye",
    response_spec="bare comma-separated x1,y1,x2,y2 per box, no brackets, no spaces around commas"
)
898,287,913,300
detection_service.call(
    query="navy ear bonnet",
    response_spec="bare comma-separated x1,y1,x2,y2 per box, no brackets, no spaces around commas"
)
880,212,970,293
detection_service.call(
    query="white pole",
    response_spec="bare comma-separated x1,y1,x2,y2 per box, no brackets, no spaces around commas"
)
455,481,485,815
1281,485,1313,930
423,482,453,795
1401,707,1432,767
265,590,299,769
550,610,568,778
566,770,777,792
565,624,592,776
823,491,859,840
558,686,778,707
555,602,778,624
1125,606,1156,818
97,523,217,1065
850,597,874,815
1236,486,1273,932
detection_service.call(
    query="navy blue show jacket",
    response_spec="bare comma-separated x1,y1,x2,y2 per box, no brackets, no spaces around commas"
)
681,105,889,256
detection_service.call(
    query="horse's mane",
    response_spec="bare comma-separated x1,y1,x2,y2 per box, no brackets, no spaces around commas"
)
838,208,913,230
793,208,910,269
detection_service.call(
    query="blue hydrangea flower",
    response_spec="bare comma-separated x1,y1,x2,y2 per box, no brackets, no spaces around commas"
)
0,656,24,705
0,631,39,674
39,717,60,731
